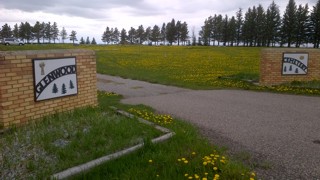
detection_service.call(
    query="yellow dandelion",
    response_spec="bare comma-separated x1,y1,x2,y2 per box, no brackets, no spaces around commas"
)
148,160,153,163
203,162,208,166
188,176,193,179
251,172,256,177
213,167,218,171
184,160,189,164
250,178,255,180
177,159,181,162
185,174,189,177
202,178,207,180
182,158,186,161
192,152,196,155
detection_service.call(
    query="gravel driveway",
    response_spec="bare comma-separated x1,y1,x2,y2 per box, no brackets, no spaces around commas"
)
97,74,320,180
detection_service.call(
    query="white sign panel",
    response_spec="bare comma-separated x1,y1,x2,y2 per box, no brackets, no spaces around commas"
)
282,53,308,75
33,57,78,101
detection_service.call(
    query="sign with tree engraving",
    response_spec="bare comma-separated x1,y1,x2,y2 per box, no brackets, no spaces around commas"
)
282,53,308,75
33,57,77,101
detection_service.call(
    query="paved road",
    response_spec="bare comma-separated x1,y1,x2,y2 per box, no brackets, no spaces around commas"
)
97,74,320,180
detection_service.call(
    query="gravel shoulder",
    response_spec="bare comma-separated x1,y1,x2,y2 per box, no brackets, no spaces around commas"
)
97,74,320,180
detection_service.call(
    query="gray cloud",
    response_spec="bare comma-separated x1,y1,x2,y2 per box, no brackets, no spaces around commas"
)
0,0,162,19
0,0,317,21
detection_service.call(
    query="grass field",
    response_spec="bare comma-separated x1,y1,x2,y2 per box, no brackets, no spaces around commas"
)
96,45,261,89
2,44,318,95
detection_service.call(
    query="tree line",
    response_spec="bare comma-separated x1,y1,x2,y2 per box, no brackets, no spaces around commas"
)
199,0,320,48
1,0,319,48
102,19,189,45
0,21,97,44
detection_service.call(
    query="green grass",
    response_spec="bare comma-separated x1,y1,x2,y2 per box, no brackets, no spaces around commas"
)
96,45,261,89
0,91,257,179
1,44,319,95
0,93,162,179
71,92,256,180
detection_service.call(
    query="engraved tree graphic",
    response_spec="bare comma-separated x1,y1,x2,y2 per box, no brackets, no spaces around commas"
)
69,80,75,89
62,83,67,94
52,83,58,93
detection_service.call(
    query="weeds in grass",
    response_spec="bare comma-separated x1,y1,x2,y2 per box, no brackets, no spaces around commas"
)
128,108,173,125
73,92,257,180
0,105,161,179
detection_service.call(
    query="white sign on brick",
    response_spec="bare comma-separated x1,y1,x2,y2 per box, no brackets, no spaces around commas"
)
282,53,308,75
33,57,78,101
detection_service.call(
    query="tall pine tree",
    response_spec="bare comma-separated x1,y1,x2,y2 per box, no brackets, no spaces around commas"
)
311,0,320,48
265,1,281,47
281,0,297,47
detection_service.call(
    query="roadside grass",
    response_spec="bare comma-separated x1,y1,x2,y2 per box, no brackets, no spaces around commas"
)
71,91,256,180
0,93,162,179
0,91,257,179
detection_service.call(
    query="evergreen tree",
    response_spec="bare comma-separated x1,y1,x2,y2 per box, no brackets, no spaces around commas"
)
265,1,281,47
33,21,42,44
52,83,58,93
136,25,145,44
191,27,197,46
145,26,152,44
102,27,112,44
281,0,297,47
120,28,127,44
176,21,182,45
62,83,67,94
80,37,85,44
45,22,52,43
128,27,136,44
91,37,97,45
222,15,229,46
200,18,212,46
180,22,189,45
213,14,223,46
69,30,77,44
111,27,120,44
161,23,166,45
60,27,68,43
86,36,90,44
295,4,309,47
69,80,75,89
40,22,46,43
242,7,257,46
51,22,59,43
311,0,320,48
236,8,243,46
166,19,177,45
228,16,237,46
1,24,12,38
19,22,33,43
12,24,19,39
150,25,161,45
256,4,266,46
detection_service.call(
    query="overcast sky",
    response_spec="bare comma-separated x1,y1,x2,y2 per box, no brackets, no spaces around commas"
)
0,0,317,44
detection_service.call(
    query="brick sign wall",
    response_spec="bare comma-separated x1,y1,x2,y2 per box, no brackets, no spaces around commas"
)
0,49,97,128
260,48,320,86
